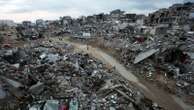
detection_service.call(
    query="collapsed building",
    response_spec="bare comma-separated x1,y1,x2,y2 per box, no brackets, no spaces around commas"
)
44,2,194,106
16,20,49,40
0,42,163,110
145,2,194,34
1,1,194,109
56,9,146,40
146,2,194,25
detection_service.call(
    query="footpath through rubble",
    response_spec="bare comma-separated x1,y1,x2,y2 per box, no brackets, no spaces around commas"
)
0,42,163,110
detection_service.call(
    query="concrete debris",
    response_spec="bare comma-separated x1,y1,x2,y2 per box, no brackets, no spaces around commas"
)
29,82,44,95
0,43,162,110
134,49,159,64
30,2,194,108
1,76,23,88
0,85,6,99
28,100,59,110
1,1,194,109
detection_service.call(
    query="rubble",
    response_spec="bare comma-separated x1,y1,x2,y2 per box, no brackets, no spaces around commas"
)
1,76,23,88
0,1,193,109
40,2,194,107
0,42,163,110
134,49,159,64
28,82,45,95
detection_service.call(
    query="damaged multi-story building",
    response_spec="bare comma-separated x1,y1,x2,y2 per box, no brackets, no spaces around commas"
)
145,2,194,34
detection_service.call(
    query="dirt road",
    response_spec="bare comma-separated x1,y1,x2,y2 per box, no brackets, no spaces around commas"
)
49,37,194,110
73,42,149,90
50,38,146,88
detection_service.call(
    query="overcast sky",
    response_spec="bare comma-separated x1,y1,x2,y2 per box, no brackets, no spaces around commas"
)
0,0,192,22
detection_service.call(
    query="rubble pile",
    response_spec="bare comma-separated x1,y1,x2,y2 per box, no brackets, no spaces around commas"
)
56,2,194,105
117,32,194,101
0,43,163,110
145,2,194,26
0,1,194,109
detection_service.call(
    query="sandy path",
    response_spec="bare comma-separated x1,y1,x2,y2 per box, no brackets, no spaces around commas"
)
49,37,193,110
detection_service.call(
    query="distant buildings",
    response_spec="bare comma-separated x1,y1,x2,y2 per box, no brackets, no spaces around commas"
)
36,19,47,29
146,2,194,26
0,20,16,27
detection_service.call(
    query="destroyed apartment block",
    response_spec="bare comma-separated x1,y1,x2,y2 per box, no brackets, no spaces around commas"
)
21,28,40,40
1,2,194,110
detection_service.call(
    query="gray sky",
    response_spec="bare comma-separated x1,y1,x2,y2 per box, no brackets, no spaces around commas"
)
0,0,191,22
